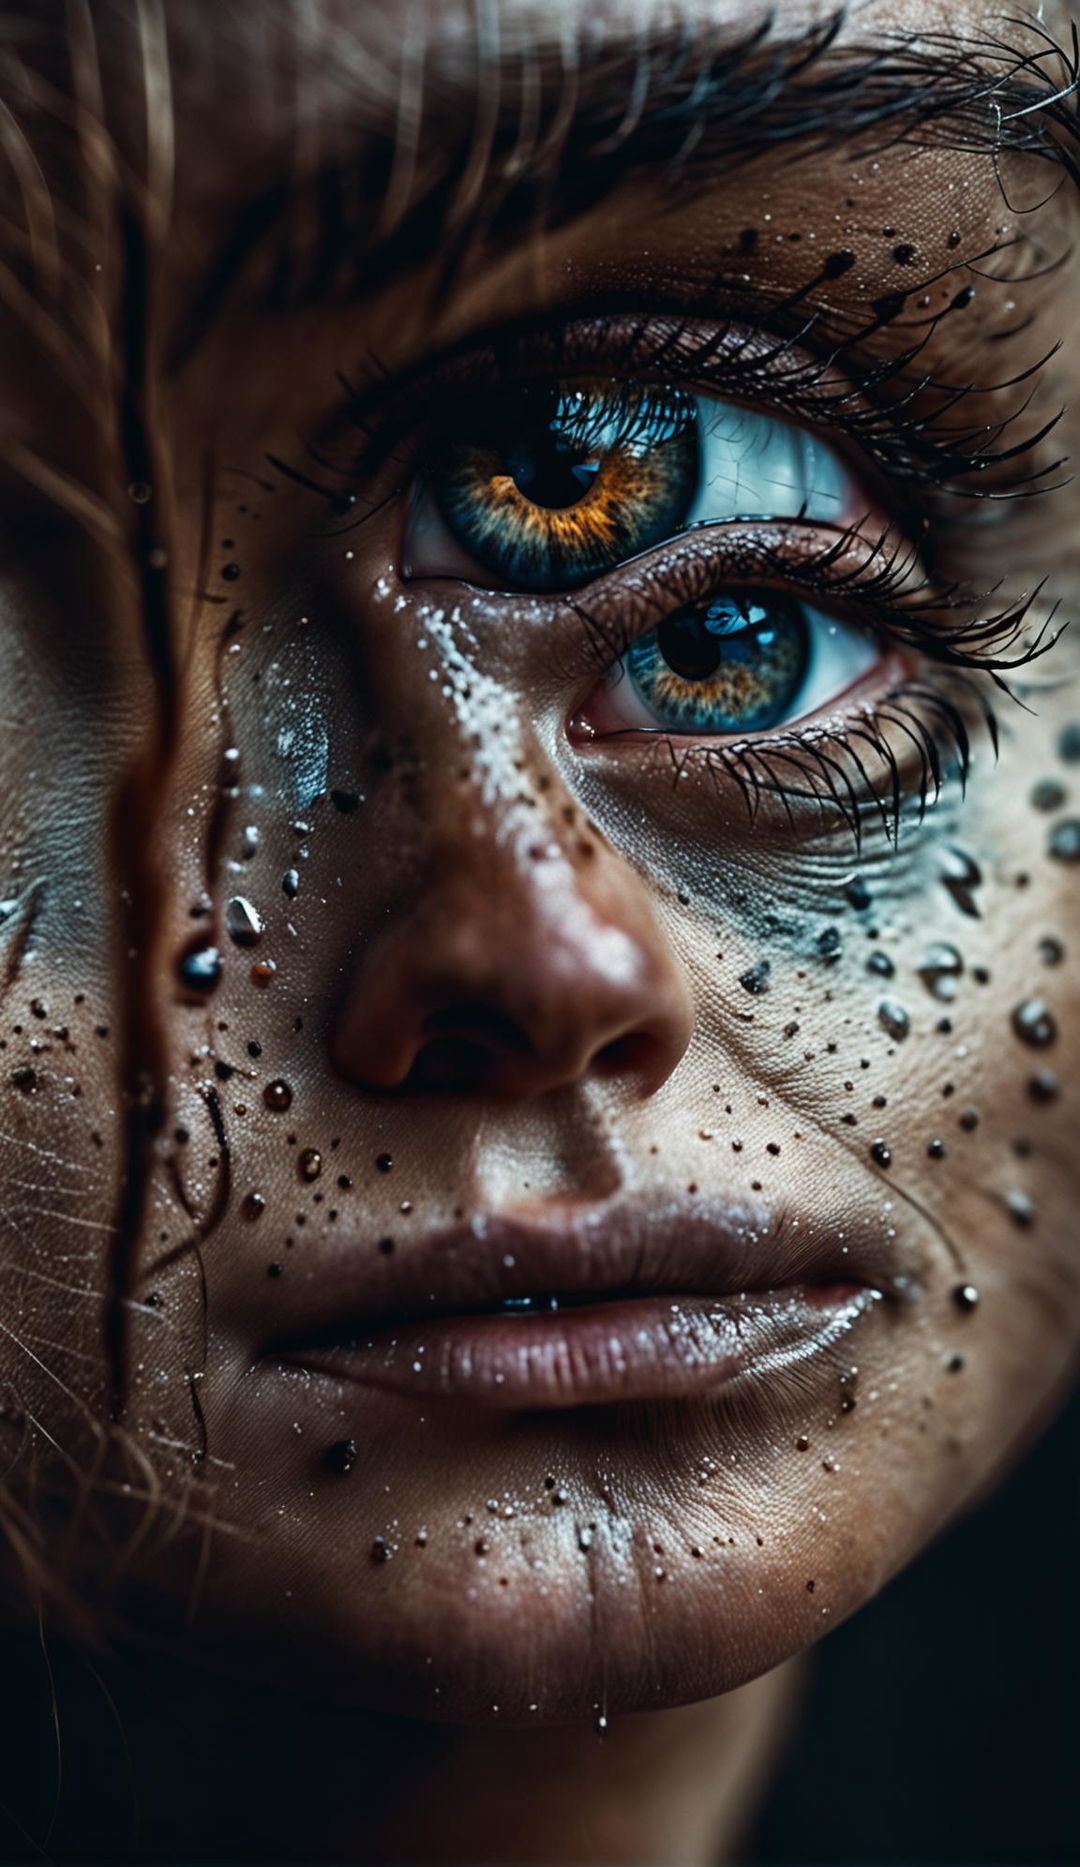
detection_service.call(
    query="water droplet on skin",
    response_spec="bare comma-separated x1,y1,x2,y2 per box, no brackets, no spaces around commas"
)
870,1139,892,1168
1028,1069,1060,1103
917,942,963,1000
221,562,241,581
817,927,842,963
376,1152,393,1173
9,1065,36,1094
877,998,910,1041
241,1191,265,1219
127,480,152,503
298,1147,322,1182
324,1438,358,1474
267,1260,283,1278
1012,998,1057,1047
939,846,982,918
330,790,360,814
867,951,895,979
282,869,300,899
594,1712,609,1737
739,960,771,995
378,1237,395,1255
263,1079,293,1112
178,945,222,992
225,896,263,947
1057,722,1080,764
240,825,260,860
844,876,872,910
1038,936,1064,967
953,1283,980,1312
1006,1189,1035,1228
1047,819,1080,863
370,1536,392,1562
250,960,276,987
1030,778,1066,812
927,1138,946,1160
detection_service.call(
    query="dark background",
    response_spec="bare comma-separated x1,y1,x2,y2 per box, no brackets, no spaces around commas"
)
752,1386,1080,1864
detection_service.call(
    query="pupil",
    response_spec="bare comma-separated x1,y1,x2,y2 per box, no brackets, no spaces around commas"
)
656,610,726,681
505,430,599,511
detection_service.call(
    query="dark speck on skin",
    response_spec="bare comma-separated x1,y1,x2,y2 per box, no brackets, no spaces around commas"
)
739,960,771,995
1047,819,1080,863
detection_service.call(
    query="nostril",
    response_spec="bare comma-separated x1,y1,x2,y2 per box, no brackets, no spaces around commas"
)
592,1030,658,1079
405,1003,536,1093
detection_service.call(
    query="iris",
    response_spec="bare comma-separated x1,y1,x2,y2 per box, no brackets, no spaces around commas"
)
430,378,700,591
424,377,850,593
622,594,810,734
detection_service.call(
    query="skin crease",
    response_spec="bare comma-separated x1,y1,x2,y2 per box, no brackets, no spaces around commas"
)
0,0,1077,1859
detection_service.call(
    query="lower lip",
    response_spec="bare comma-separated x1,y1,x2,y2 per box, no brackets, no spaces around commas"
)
278,1285,877,1410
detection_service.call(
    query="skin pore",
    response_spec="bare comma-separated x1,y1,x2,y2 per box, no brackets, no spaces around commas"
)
0,0,1077,1858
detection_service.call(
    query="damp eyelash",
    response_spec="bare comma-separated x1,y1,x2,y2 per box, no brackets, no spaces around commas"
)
336,291,1071,548
567,521,1061,687
630,668,999,851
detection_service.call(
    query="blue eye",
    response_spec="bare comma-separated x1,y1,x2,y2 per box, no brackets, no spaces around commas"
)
597,593,878,737
406,378,853,591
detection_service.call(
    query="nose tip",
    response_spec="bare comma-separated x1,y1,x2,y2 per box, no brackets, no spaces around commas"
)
330,851,693,1101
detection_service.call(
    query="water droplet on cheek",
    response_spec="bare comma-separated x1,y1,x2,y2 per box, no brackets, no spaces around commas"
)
263,1079,293,1112
917,942,963,1000
241,1191,266,1219
1012,998,1057,1047
225,896,264,946
178,944,223,993
324,1438,358,1474
298,1147,322,1182
877,998,910,1041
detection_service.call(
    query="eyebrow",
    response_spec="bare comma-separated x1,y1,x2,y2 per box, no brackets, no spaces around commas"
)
169,10,1080,366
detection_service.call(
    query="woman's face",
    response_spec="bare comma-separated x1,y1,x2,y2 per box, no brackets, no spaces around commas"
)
0,0,1077,1721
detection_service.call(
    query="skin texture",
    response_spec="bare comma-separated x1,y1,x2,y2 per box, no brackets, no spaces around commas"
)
0,0,1077,1857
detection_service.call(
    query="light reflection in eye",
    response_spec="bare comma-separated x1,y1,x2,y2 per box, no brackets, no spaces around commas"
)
405,378,853,591
587,592,879,738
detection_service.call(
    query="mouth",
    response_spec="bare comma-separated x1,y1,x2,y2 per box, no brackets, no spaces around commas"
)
263,1196,891,1410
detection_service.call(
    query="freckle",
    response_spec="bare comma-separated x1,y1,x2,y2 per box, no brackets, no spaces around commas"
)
378,1237,395,1255
750,1180,762,1191
872,1094,887,1109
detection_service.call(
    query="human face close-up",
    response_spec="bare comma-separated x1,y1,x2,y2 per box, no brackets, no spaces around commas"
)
0,0,1078,1779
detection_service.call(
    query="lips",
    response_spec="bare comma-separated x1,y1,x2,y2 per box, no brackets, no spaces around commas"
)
261,1194,892,1410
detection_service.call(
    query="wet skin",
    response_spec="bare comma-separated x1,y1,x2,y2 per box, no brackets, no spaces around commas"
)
0,0,1077,1747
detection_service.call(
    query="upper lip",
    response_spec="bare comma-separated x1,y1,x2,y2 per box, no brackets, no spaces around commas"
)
262,1191,894,1351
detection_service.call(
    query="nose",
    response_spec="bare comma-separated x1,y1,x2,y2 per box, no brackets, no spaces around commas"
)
330,816,693,1100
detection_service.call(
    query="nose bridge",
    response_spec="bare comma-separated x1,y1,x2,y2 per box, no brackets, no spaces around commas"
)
329,686,694,1098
